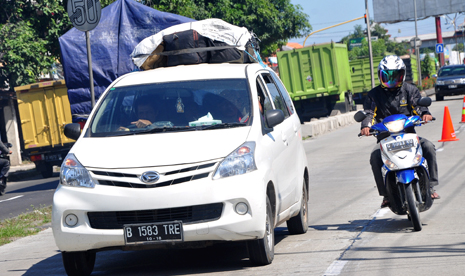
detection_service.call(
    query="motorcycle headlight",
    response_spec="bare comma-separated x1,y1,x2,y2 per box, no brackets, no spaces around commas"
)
60,153,95,188
213,142,257,180
384,119,405,133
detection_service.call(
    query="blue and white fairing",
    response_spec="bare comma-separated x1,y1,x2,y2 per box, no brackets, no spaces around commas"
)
375,114,429,184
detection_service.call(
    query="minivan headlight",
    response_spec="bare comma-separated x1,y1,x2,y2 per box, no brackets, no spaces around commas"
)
213,142,257,180
436,80,444,85
60,153,95,188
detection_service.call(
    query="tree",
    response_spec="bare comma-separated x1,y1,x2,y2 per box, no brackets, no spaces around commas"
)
0,0,71,91
421,53,434,78
343,23,408,60
453,43,464,52
101,0,312,56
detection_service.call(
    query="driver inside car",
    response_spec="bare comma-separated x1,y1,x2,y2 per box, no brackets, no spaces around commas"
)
118,96,160,130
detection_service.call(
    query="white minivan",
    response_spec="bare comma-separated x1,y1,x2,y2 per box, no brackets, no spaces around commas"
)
53,63,309,275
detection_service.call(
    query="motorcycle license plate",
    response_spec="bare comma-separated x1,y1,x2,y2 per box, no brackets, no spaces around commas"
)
124,221,183,244
386,139,414,152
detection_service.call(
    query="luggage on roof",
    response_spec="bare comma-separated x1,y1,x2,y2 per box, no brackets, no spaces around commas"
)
131,19,261,70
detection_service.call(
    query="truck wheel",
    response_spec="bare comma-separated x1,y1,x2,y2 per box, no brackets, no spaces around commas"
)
286,181,308,234
40,165,54,178
247,196,274,265
62,251,96,276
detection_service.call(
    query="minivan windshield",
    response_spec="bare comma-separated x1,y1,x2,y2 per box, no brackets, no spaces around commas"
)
90,79,252,137
438,66,465,77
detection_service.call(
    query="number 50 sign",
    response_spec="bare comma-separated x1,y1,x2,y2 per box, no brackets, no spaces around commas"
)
67,0,102,32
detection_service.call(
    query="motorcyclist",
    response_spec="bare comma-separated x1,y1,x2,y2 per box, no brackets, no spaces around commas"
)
0,141,12,194
360,55,440,208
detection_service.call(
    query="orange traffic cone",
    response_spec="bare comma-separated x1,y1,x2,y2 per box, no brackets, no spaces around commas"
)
439,106,459,142
460,96,465,123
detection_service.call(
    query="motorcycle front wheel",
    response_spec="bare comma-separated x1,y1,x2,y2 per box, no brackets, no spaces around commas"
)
405,183,422,231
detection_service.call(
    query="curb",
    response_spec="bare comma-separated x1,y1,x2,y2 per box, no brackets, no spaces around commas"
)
301,111,358,138
8,168,41,182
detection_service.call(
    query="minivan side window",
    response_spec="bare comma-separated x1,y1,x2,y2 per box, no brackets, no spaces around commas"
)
261,73,290,118
256,78,273,129
270,72,295,115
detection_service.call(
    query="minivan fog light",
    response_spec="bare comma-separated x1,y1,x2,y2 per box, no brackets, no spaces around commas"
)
65,214,78,227
235,202,248,215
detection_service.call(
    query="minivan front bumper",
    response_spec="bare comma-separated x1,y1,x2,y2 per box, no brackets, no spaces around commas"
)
52,170,268,252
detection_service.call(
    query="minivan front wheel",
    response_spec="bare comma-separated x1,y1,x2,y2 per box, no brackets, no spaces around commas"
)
62,251,96,276
286,182,308,234
247,196,274,265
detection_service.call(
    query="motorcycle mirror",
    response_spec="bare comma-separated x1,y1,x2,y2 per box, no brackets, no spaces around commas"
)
418,97,432,107
354,110,367,123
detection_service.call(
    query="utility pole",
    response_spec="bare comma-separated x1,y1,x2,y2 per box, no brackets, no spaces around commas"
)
414,0,422,88
436,17,445,67
365,0,375,88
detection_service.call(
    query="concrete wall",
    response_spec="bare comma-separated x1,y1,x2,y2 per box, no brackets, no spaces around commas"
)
3,99,22,166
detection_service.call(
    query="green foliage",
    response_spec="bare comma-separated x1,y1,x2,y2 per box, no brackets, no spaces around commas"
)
0,0,72,90
421,54,435,78
452,43,464,52
343,23,408,60
0,205,52,246
415,76,436,91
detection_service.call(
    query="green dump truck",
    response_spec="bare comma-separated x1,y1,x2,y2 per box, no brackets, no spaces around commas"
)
276,42,355,122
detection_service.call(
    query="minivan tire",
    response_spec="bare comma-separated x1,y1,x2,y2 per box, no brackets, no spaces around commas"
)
62,251,96,276
247,196,274,265
286,182,308,234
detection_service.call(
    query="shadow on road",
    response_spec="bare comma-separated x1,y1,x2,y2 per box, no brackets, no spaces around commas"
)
310,217,421,234
23,227,294,275
8,179,59,194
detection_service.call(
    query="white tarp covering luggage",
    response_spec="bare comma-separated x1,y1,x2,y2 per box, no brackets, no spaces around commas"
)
131,18,259,68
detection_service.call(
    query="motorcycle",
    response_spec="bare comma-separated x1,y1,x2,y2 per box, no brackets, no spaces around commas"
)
0,142,12,196
354,97,434,231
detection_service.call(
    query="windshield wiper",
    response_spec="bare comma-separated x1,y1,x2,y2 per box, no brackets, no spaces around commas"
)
201,122,247,130
138,126,196,134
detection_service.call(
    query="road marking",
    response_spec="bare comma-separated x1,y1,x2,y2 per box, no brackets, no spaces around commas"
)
0,195,24,203
323,207,388,275
324,260,348,275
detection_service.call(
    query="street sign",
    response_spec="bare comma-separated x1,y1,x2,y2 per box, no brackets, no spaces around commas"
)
67,0,102,32
67,0,102,108
436,43,444,54
410,37,422,48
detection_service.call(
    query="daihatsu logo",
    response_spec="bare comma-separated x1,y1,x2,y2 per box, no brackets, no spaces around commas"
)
140,171,160,184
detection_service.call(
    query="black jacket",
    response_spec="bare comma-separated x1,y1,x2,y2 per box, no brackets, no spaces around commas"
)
0,141,9,155
361,82,431,129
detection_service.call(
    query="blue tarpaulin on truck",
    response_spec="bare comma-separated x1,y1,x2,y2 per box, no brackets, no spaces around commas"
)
59,0,194,120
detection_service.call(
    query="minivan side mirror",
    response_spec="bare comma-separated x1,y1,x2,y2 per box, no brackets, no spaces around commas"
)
432,74,437,78
418,97,432,107
353,110,367,123
64,123,82,140
265,109,285,128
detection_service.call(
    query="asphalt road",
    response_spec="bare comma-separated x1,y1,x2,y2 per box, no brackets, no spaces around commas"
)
0,95,464,275
0,175,59,221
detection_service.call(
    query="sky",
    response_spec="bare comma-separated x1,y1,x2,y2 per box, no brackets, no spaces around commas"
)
289,0,465,46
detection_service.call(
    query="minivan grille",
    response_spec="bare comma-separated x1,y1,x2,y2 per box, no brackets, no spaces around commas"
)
91,162,216,189
87,203,223,229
